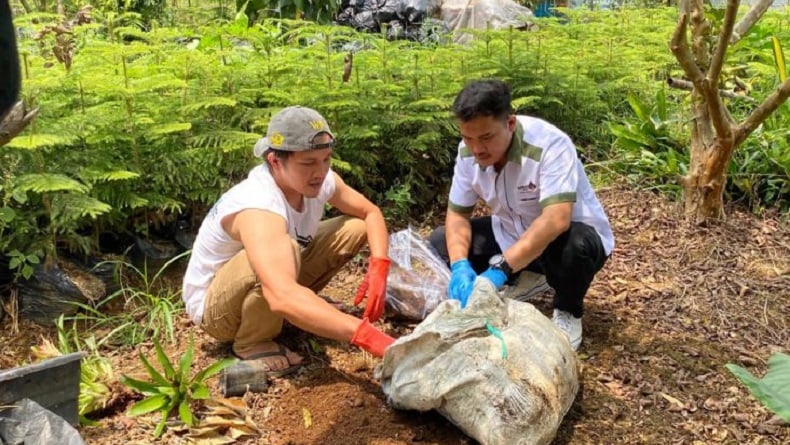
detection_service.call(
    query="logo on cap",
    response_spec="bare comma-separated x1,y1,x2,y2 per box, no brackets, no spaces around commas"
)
270,132,284,147
309,120,327,130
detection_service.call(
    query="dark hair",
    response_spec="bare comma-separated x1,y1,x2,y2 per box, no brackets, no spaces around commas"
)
262,148,293,165
451,79,513,122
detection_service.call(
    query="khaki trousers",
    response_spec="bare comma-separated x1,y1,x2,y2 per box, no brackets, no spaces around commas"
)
200,216,367,355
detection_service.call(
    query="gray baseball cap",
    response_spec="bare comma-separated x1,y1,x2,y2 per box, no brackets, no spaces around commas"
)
253,106,335,157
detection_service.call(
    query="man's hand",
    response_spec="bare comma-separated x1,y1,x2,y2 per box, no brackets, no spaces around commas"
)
354,257,391,322
479,267,507,290
449,259,476,308
350,318,395,357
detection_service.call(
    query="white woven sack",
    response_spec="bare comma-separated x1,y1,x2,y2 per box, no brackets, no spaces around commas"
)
378,279,579,445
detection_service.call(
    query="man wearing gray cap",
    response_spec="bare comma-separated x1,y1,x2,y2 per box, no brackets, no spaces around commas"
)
183,106,394,374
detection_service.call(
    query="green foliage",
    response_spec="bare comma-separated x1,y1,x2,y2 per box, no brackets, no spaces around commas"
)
31,315,117,425
6,7,790,269
608,89,688,196
236,0,340,24
726,352,790,423
120,336,237,437
66,252,189,346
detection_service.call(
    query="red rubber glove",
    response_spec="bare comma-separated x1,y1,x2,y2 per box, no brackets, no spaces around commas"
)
354,257,391,322
350,318,395,358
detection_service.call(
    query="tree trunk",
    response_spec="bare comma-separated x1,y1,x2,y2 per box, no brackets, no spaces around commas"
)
670,0,790,224
682,89,728,222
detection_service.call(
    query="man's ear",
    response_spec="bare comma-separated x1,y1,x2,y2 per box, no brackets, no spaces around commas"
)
266,151,283,168
506,114,517,132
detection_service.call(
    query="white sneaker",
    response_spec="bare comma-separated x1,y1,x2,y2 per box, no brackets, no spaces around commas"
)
552,309,582,351
503,271,551,301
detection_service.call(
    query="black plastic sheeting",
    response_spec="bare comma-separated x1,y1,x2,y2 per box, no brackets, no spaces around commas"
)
0,399,85,445
336,0,448,41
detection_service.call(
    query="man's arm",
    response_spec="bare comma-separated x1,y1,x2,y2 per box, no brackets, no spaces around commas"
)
327,174,388,258
502,201,572,271
230,209,360,342
445,208,473,263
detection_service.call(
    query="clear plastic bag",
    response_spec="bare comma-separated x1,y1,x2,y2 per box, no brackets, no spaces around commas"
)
385,227,450,320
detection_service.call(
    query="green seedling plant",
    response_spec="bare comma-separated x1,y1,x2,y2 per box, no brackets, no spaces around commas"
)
67,251,190,347
726,352,790,424
30,315,117,425
120,336,236,437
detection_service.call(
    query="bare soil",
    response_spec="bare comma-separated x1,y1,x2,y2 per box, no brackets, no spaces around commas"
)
1,185,788,445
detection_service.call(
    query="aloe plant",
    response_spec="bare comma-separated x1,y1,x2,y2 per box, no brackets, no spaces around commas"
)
120,337,236,437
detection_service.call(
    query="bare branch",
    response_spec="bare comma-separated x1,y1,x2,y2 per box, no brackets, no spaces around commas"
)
735,78,790,145
0,102,39,147
704,85,734,139
670,13,705,83
667,77,756,102
708,0,739,83
731,0,776,45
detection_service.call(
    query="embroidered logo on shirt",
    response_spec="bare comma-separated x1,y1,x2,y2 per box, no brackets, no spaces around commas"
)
517,182,538,201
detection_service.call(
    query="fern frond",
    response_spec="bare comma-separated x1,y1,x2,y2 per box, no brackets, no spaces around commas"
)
180,98,237,113
14,174,89,194
190,131,260,152
51,194,112,222
81,169,141,182
5,134,77,150
149,123,192,136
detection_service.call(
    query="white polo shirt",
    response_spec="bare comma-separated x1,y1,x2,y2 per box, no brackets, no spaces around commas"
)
448,115,614,255
182,164,337,324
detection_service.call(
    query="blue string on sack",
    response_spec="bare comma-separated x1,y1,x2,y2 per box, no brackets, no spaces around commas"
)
485,318,508,360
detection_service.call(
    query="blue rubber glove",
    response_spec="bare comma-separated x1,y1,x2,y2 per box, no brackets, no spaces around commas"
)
449,259,477,308
479,267,508,290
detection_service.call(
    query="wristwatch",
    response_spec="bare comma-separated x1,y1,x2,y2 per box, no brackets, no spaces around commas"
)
488,254,513,276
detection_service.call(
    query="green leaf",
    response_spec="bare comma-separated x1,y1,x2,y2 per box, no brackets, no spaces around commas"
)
120,375,161,395
139,353,170,386
178,398,194,426
627,93,650,123
190,382,210,400
22,265,34,280
149,123,192,136
192,357,237,384
50,194,112,220
153,412,168,438
5,134,76,149
82,170,140,182
157,386,178,398
655,88,667,122
725,352,790,423
772,36,787,83
0,207,15,223
128,394,169,416
178,338,195,389
13,174,89,194
180,97,237,113
153,339,176,381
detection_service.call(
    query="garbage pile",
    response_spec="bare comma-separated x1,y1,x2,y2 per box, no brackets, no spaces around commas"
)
336,0,536,42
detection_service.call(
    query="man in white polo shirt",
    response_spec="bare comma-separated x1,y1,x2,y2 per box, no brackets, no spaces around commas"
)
183,106,395,374
429,79,614,350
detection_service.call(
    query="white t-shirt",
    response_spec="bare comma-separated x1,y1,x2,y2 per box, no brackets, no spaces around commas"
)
448,115,614,255
182,164,337,324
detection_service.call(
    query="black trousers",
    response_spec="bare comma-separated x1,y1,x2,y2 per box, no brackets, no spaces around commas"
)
428,216,609,317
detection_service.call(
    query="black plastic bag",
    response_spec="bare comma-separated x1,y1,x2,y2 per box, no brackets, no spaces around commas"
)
0,399,85,445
